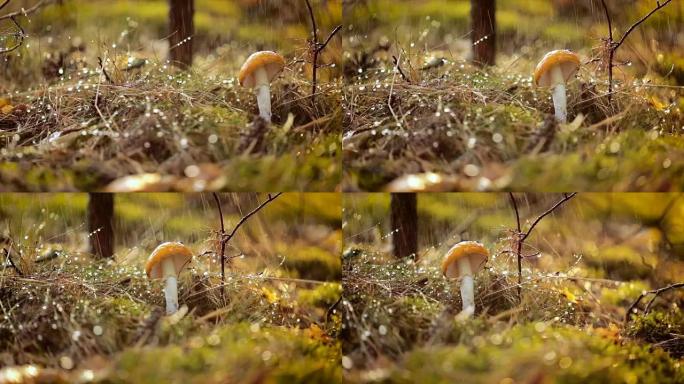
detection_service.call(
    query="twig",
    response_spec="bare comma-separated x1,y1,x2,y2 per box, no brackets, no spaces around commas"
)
325,294,342,325
97,57,114,84
212,193,283,287
600,0,614,102
599,0,672,103
392,55,410,83
625,282,684,323
304,0,342,104
2,247,22,276
508,193,523,299
508,193,577,302
0,0,57,54
615,0,673,51
0,0,53,21
520,193,577,242
211,193,227,298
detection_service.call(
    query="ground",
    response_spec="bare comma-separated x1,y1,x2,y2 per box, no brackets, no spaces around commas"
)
342,0,684,191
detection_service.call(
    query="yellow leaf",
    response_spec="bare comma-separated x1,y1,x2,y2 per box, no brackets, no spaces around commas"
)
305,324,329,342
561,287,577,304
261,287,279,304
594,323,621,341
1,104,13,115
0,98,10,108
649,95,667,111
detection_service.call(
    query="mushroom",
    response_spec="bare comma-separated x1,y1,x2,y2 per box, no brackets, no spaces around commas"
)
534,49,580,123
238,51,286,123
441,241,489,319
145,242,193,315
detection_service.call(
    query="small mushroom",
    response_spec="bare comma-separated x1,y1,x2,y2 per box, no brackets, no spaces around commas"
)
145,242,193,315
238,51,286,123
534,49,580,123
441,241,489,319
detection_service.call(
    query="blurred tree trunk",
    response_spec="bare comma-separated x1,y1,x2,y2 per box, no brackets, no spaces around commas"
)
471,0,496,66
168,0,194,68
390,193,418,259
88,193,114,259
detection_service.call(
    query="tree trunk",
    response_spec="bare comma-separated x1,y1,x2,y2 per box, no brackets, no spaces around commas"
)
168,0,194,68
390,193,418,259
471,0,496,66
88,193,114,259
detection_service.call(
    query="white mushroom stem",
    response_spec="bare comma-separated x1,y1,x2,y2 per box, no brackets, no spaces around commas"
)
550,66,568,123
457,257,475,317
254,68,272,122
161,260,179,315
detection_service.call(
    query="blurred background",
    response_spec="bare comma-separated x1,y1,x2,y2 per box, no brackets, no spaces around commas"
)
344,193,684,282
1,192,341,280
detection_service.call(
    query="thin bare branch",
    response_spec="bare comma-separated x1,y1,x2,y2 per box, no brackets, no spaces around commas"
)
508,192,523,300
508,193,577,302
211,193,227,294
392,55,410,83
625,282,684,323
2,247,22,276
0,0,54,21
211,193,282,297
615,0,673,51
521,193,577,242
599,0,672,103
304,0,342,104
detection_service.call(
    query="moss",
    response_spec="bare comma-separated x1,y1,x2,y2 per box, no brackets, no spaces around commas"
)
655,53,684,85
600,281,651,306
382,324,684,384
583,245,656,280
109,323,341,384
627,310,684,344
299,283,343,309
280,244,341,281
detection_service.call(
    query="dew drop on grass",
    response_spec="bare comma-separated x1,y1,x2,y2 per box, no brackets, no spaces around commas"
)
261,350,272,361
342,356,353,369
59,356,74,370
467,137,476,149
464,164,480,177
378,325,387,335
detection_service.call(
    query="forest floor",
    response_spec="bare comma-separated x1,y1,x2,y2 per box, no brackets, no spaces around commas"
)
342,0,684,191
342,193,684,383
0,0,342,191
0,193,342,383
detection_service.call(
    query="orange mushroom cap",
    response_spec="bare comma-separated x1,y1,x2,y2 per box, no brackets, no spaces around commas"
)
441,241,489,278
145,242,193,279
238,51,285,88
533,50,580,87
